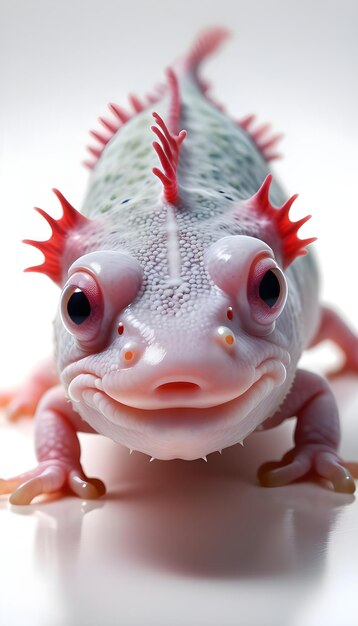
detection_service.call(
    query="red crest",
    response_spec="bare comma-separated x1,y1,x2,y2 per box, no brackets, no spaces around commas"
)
246,175,316,268
24,189,91,285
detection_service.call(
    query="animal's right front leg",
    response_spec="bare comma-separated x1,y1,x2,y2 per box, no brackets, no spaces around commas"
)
0,357,58,420
0,386,105,505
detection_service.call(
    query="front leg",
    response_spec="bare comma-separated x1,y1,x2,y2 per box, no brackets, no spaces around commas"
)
311,305,358,374
0,386,105,504
0,358,59,421
258,369,356,494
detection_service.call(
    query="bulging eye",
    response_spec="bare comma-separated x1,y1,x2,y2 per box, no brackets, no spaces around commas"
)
258,269,281,308
61,271,104,344
67,289,91,325
248,257,287,332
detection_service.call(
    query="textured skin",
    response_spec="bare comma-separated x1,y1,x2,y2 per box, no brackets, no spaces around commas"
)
53,74,319,459
1,29,357,502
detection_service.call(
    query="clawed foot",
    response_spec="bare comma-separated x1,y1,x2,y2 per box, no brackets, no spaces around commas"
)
258,446,356,494
0,460,106,505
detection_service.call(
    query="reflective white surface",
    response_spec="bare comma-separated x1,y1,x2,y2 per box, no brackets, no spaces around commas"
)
1,1,358,624
1,372,358,626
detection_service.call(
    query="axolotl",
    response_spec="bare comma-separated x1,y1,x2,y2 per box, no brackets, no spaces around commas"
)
1,28,358,504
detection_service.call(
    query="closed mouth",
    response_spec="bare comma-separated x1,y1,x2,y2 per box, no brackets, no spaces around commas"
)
76,370,279,460
82,374,268,424
68,356,285,428
63,355,287,459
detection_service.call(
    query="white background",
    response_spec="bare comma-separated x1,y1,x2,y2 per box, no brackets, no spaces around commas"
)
0,1,358,625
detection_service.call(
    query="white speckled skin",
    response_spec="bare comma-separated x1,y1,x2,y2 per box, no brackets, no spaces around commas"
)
54,72,320,461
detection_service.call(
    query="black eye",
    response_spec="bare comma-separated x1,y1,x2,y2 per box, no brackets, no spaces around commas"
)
259,270,281,308
67,289,91,325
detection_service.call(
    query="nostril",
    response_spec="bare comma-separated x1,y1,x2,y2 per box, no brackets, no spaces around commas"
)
120,341,141,367
156,382,201,393
216,326,236,349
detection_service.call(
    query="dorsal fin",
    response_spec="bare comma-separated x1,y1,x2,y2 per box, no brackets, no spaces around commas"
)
182,30,283,163
84,28,229,170
183,27,230,76
238,114,283,162
23,190,91,285
84,86,165,170
180,27,230,116
245,175,316,268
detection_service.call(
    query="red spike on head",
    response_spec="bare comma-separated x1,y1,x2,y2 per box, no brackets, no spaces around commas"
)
23,190,91,285
151,68,186,204
151,112,186,204
165,68,181,135
245,175,316,268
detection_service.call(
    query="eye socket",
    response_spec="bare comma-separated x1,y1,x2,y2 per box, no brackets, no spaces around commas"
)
205,235,287,336
258,269,281,308
61,271,104,344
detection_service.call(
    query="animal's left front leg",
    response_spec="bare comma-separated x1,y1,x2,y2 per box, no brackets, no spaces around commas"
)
310,305,358,375
258,369,356,493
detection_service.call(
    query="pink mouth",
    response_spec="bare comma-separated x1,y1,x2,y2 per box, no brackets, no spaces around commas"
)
67,355,286,411
156,381,201,394
65,357,287,460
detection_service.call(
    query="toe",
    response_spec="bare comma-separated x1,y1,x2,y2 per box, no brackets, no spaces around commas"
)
68,471,105,499
315,452,356,494
258,454,311,488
